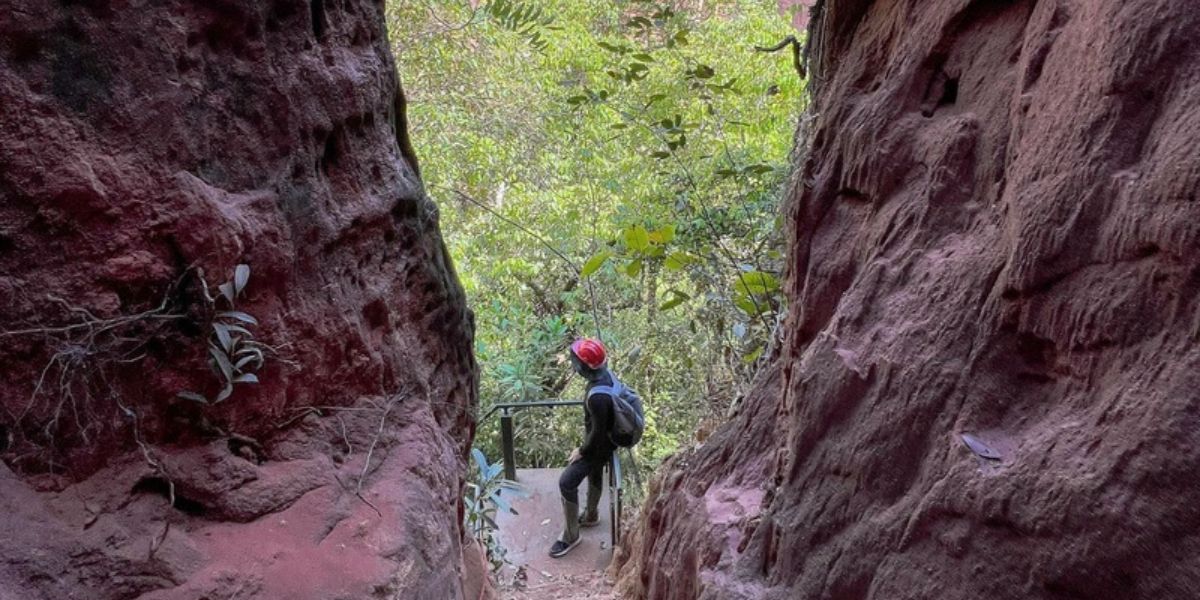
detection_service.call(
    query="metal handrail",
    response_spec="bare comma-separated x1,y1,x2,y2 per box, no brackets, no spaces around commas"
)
480,399,583,423
480,399,625,547
481,400,585,480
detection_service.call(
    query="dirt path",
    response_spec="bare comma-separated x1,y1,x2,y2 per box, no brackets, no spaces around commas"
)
499,569,617,600
495,469,620,599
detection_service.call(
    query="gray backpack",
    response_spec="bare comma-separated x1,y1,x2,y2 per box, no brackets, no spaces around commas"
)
587,377,645,447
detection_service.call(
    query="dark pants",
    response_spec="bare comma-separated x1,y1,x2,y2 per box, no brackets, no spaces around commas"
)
559,454,606,504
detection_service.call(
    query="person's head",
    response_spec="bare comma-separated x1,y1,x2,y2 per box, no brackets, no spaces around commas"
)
569,338,607,377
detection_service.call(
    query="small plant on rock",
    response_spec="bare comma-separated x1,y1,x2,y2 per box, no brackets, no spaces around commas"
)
177,264,265,404
464,447,521,572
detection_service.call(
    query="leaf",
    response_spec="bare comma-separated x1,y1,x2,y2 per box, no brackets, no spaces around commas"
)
961,433,1002,460
234,354,260,370
743,345,765,364
209,343,233,382
472,448,489,476
233,373,259,384
176,391,208,404
664,253,687,271
491,493,515,515
694,64,714,79
234,264,250,294
734,294,761,316
213,322,233,353
733,271,781,296
218,311,259,325
596,41,625,54
218,282,236,305
215,383,234,403
658,290,690,311
647,225,676,245
631,53,654,63
625,258,643,277
623,225,650,252
580,251,611,278
225,324,254,337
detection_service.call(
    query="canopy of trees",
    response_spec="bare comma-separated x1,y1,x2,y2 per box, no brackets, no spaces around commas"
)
388,0,805,470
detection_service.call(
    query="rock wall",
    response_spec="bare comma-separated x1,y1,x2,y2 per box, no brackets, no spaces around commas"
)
617,0,1200,598
0,1,482,598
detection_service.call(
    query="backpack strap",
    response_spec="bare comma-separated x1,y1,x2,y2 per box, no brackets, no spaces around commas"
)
586,384,618,399
587,374,625,397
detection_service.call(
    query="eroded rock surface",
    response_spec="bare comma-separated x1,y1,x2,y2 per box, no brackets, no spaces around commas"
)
0,1,482,598
618,1,1200,598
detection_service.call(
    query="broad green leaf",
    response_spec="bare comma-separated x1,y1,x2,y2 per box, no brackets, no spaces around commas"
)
743,345,765,364
580,251,611,278
625,258,643,277
733,271,781,296
734,295,761,316
648,224,676,244
623,226,650,252
664,252,692,271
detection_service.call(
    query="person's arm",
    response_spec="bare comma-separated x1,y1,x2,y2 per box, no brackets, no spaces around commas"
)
578,391,612,459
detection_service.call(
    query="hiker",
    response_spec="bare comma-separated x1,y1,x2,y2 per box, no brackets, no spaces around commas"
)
549,338,616,558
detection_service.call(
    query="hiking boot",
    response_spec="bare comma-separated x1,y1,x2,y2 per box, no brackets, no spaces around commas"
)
549,499,581,558
579,507,600,527
548,537,582,558
579,481,602,527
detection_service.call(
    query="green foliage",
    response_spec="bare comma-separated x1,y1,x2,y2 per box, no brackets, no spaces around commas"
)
486,0,556,50
389,0,801,478
464,447,521,571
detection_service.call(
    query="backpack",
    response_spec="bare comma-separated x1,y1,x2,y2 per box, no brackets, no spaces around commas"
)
587,377,645,447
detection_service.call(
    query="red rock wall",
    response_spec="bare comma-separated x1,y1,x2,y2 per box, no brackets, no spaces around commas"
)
0,1,481,598
617,0,1200,598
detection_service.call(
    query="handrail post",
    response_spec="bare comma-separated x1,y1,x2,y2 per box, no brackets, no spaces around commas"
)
500,408,517,481
609,451,622,547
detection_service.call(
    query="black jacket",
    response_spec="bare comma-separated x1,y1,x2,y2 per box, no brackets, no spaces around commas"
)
580,369,617,462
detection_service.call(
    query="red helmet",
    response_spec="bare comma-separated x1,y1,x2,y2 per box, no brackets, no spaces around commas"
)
570,338,607,369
